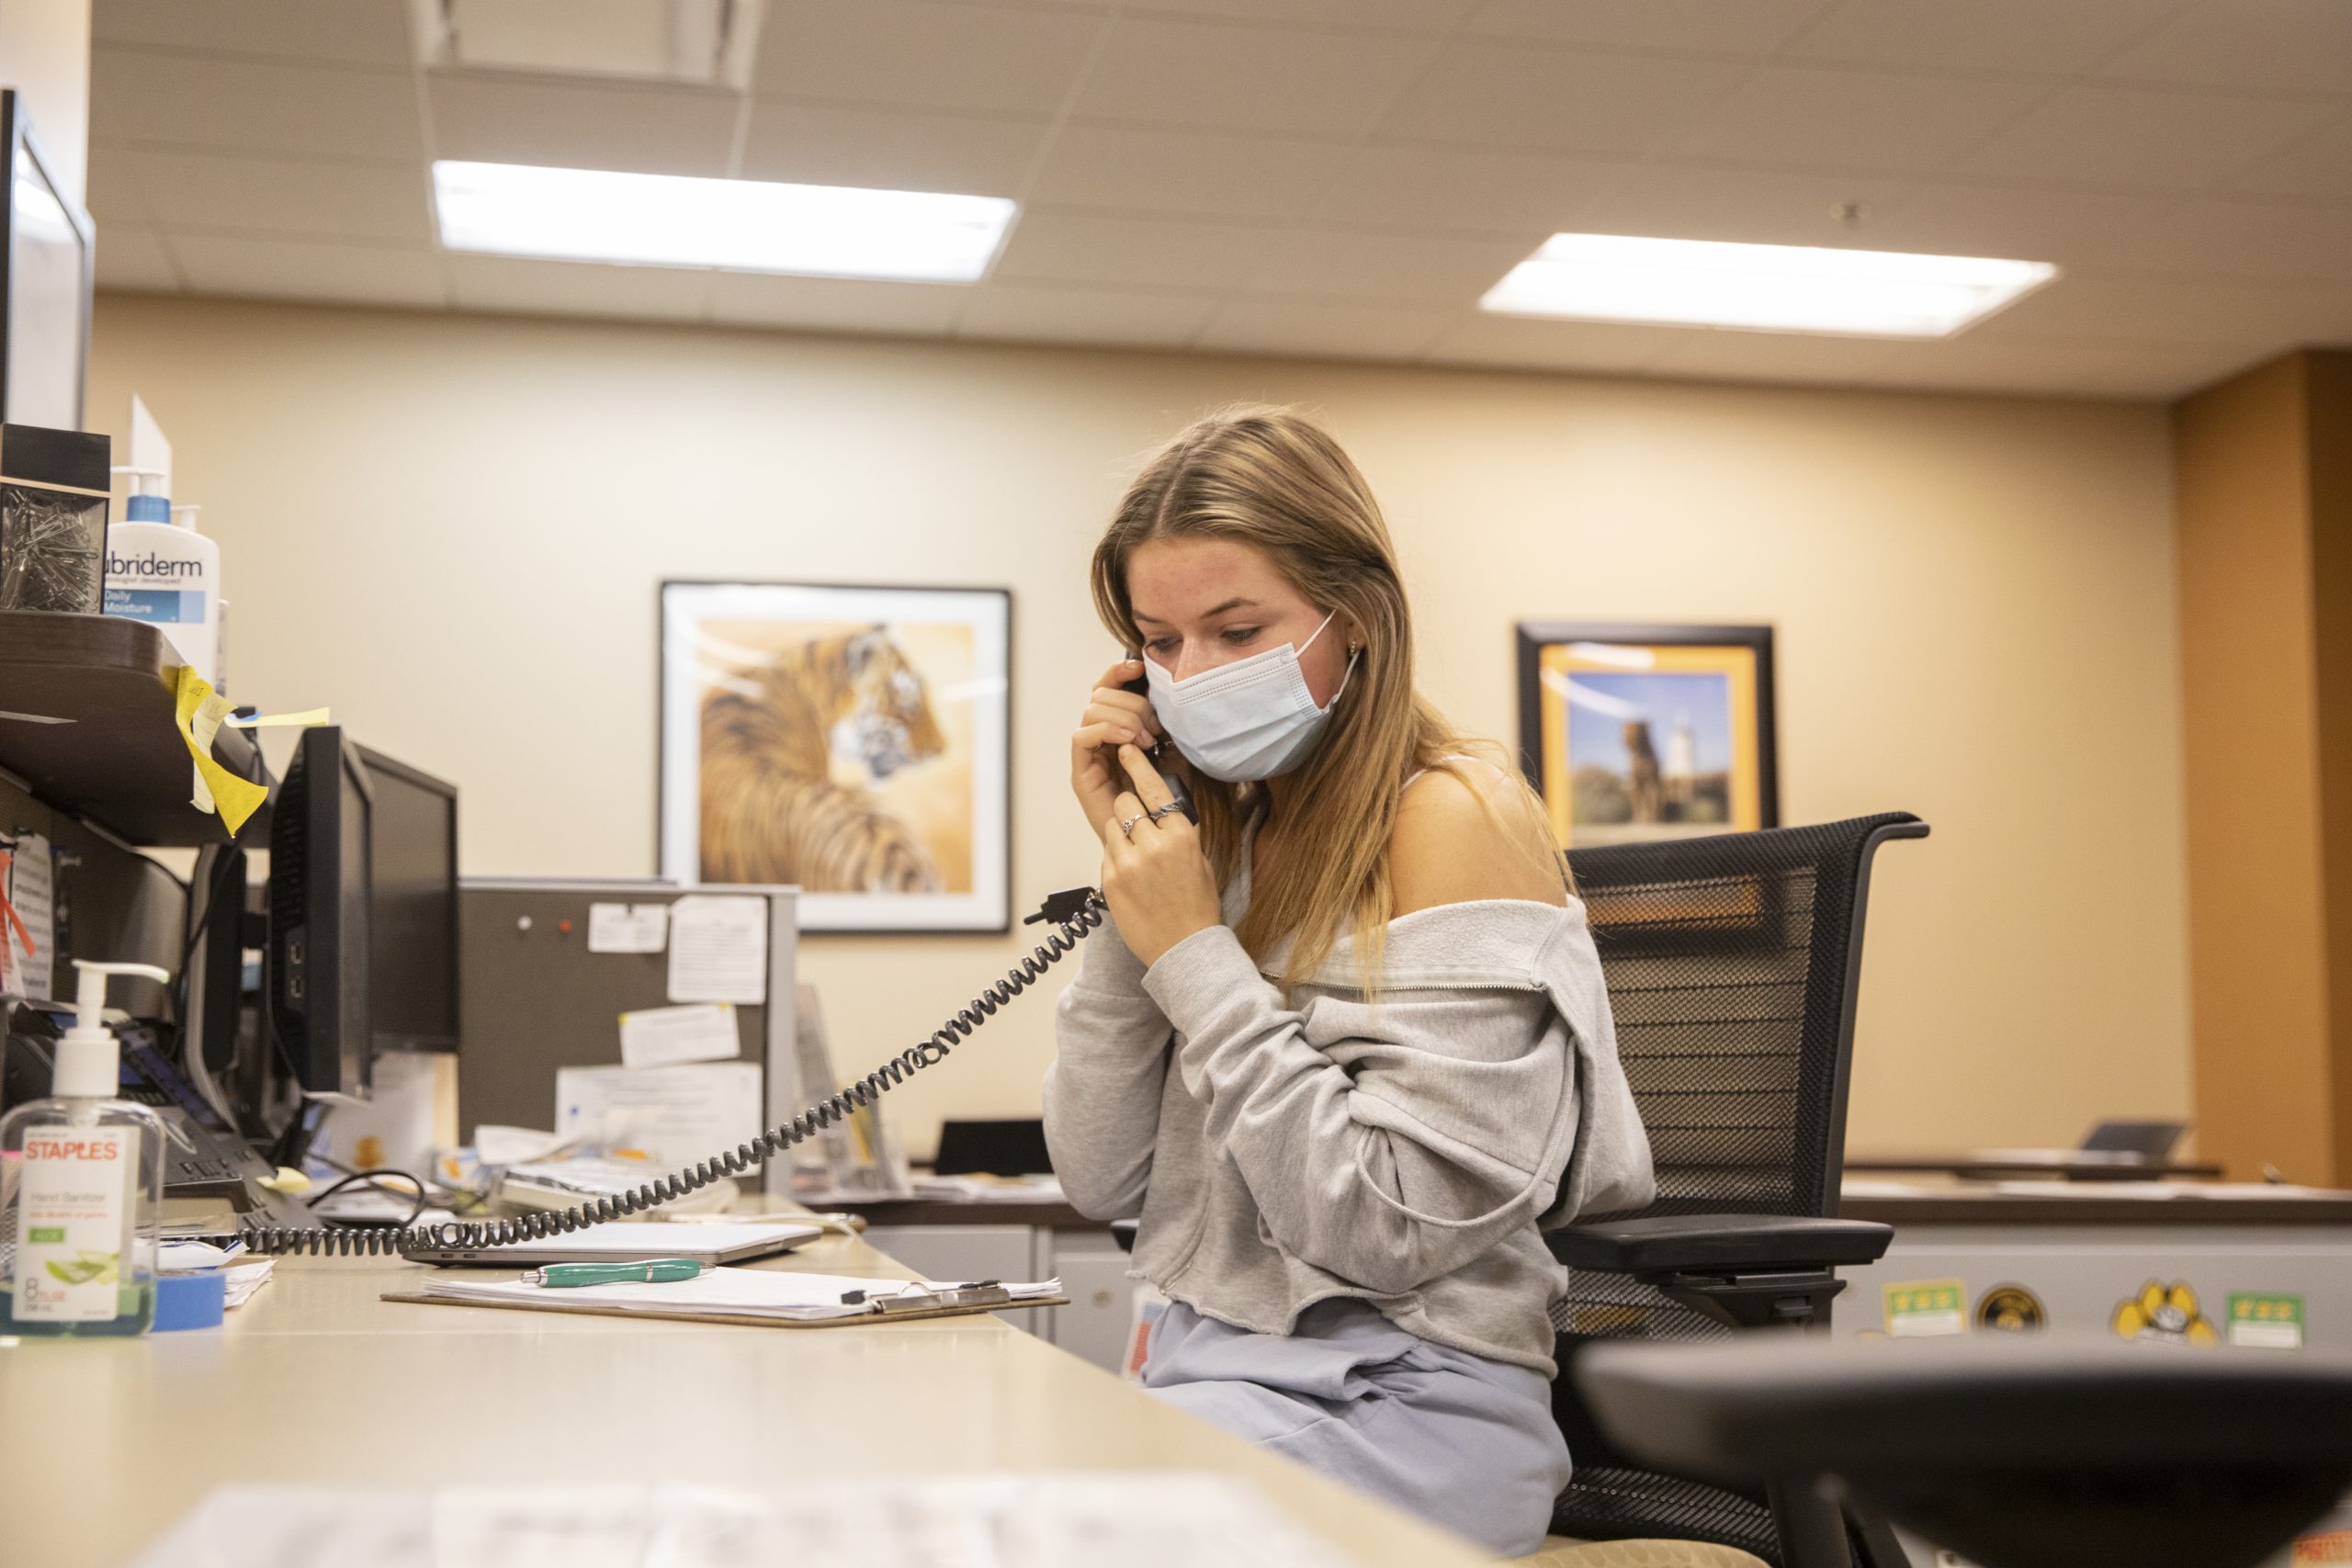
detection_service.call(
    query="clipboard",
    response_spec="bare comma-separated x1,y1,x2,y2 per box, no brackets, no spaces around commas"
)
379,1286,1070,1330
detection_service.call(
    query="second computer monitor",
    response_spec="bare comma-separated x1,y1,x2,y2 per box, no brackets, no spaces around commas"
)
355,744,459,1055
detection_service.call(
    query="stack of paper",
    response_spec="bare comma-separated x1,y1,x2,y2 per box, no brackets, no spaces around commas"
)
222,1260,273,1309
413,1267,1059,1323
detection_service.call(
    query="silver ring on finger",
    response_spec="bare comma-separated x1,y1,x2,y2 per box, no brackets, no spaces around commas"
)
1147,802,1185,823
1118,814,1144,840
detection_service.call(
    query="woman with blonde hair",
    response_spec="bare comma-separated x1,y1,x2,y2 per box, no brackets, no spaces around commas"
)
1043,406,1655,1556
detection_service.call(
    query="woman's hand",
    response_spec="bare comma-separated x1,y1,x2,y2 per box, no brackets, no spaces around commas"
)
1069,657,1163,838
1100,744,1222,968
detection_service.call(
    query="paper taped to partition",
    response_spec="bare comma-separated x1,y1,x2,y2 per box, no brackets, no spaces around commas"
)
555,1061,762,1166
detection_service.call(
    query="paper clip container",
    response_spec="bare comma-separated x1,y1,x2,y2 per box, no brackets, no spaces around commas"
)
0,424,110,613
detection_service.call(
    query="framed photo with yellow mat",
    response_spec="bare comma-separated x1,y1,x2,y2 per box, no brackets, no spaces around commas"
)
1515,623,1778,851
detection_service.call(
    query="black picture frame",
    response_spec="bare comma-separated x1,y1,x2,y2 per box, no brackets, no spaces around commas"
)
0,92,95,431
656,579,1014,935
1516,621,1780,848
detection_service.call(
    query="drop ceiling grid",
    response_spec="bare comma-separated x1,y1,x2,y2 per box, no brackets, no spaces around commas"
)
74,0,2352,398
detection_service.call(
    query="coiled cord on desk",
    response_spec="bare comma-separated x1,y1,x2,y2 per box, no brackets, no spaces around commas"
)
243,890,1108,1258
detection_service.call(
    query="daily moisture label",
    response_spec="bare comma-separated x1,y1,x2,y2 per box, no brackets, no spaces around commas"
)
102,582,204,625
14,1125,131,1321
104,545,206,625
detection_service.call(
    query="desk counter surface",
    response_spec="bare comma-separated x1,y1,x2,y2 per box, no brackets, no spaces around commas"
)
0,1228,1494,1568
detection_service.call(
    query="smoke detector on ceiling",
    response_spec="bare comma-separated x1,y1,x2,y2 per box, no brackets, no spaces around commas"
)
411,0,766,88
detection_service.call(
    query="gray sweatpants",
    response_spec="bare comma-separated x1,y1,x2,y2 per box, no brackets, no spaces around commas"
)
1141,1297,1571,1557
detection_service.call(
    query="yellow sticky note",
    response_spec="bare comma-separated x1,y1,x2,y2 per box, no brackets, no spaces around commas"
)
226,707,331,729
167,665,269,836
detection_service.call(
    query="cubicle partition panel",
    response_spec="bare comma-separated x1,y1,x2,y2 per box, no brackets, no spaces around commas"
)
456,880,797,1196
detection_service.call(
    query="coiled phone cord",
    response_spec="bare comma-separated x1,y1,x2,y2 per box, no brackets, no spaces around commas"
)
242,888,1109,1258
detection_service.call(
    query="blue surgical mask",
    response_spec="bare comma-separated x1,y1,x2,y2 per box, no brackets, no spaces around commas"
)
1143,610,1358,783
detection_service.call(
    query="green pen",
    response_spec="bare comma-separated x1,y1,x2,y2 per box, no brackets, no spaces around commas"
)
519,1258,704,1288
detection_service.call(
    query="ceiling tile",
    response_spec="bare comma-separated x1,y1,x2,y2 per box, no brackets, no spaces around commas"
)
1376,41,1749,154
85,143,151,227
1027,123,1355,220
2098,0,2352,97
739,102,1051,197
2224,111,2352,205
956,283,1218,347
1967,273,2352,346
707,272,970,333
993,211,1283,290
1645,329,1903,388
111,150,430,243
1953,84,2339,192
1465,0,1838,54
1244,229,1536,306
1783,0,2188,76
1854,182,2177,272
752,0,1105,115
1418,312,1680,374
1194,299,1456,360
93,0,415,67
1127,0,1482,33
90,47,424,162
1856,335,2267,399
1573,164,1914,249
447,254,714,321
94,226,181,292
2127,198,2352,286
1669,66,2051,175
1074,17,1440,138
1310,145,1626,234
166,235,447,308
427,73,740,178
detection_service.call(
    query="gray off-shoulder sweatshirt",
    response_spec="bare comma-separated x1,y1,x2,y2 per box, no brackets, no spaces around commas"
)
1040,819,1656,1377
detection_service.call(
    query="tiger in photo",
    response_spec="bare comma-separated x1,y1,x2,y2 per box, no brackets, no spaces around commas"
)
699,626,947,892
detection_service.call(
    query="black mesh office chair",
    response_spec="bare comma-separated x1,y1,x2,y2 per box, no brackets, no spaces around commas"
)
1544,812,1928,1565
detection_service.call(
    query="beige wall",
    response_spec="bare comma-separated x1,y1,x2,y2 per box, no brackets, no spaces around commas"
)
0,0,91,205
87,293,2190,1162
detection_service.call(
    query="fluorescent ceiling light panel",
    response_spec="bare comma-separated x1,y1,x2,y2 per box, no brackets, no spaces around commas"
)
432,161,1015,283
1480,233,2058,338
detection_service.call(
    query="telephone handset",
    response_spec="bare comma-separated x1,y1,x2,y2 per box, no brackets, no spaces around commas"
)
1117,672,1196,826
243,889,1113,1258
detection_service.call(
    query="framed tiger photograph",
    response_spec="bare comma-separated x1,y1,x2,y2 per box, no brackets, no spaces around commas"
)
659,581,1012,933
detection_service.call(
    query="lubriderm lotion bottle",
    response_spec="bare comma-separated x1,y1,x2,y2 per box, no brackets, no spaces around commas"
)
1,962,172,1337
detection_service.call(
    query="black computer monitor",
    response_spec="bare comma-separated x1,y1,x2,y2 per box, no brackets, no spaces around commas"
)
354,745,458,1055
268,726,372,1098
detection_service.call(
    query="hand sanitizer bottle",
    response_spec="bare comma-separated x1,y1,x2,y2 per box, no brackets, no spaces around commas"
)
1,961,173,1336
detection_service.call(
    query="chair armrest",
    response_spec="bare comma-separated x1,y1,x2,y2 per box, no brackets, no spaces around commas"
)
1548,1213,1892,1276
